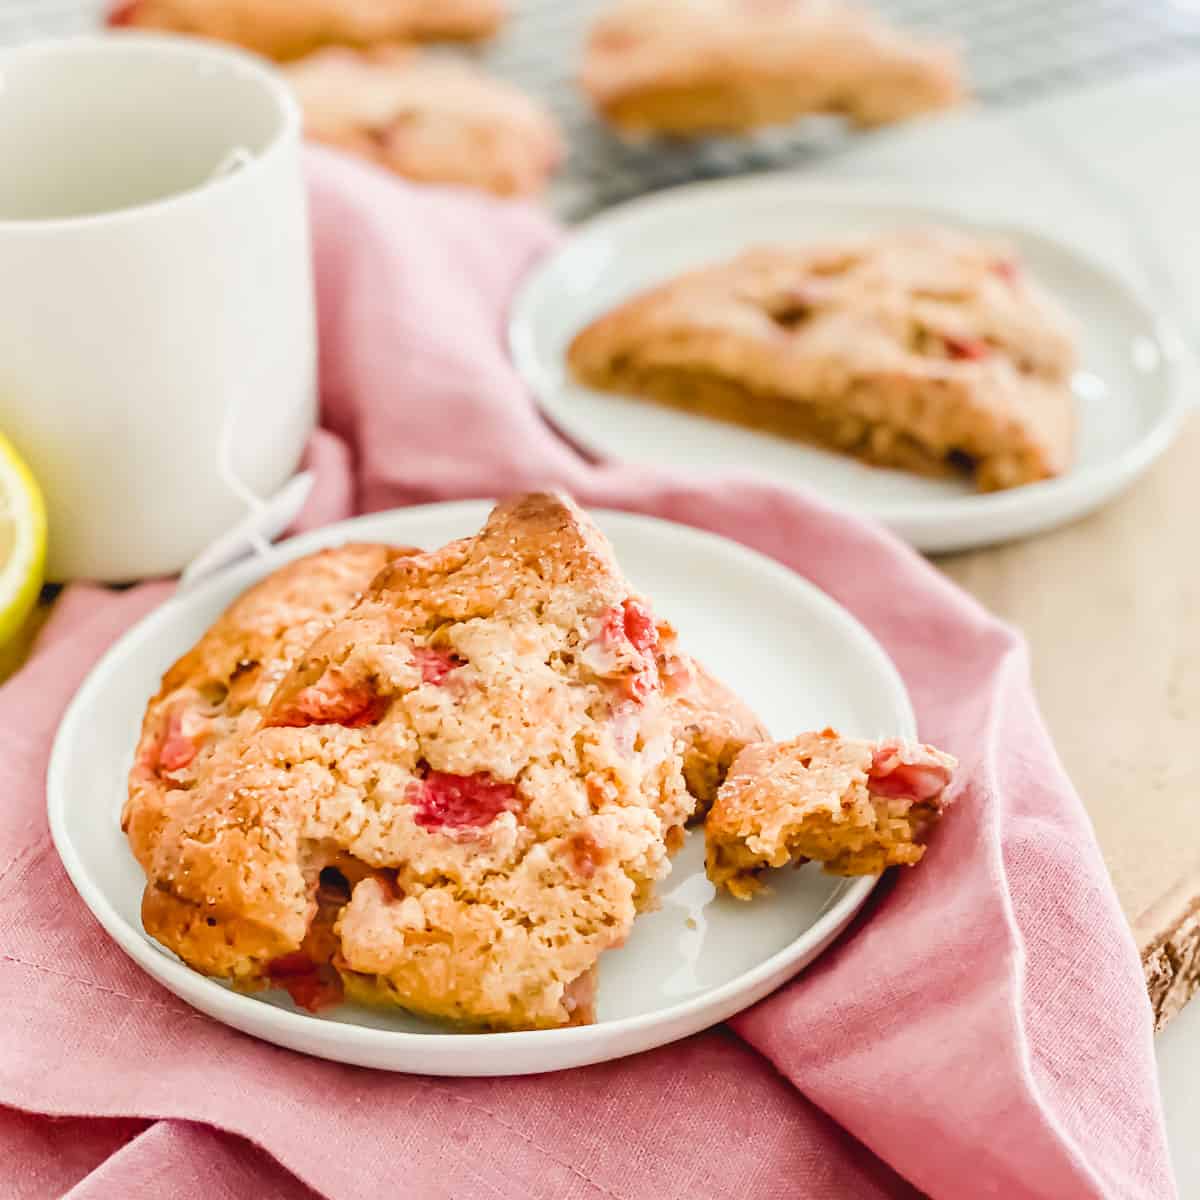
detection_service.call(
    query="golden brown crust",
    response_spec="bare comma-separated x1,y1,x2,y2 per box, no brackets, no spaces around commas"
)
131,494,699,1030
156,544,403,707
284,46,563,198
569,229,1078,491
581,0,964,136
123,543,411,877
111,0,505,58
705,731,957,897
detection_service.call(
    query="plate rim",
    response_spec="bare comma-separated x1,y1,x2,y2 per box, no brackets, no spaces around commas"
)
47,500,911,1072
509,173,1192,547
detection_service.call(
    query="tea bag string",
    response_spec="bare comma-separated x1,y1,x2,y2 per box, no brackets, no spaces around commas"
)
208,146,273,559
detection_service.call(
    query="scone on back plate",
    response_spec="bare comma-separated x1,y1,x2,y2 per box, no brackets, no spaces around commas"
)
128,494,757,1030
284,46,563,198
110,0,505,58
705,730,956,898
581,0,964,136
569,228,1078,492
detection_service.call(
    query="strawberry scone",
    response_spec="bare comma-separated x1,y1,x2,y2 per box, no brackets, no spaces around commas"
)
705,730,956,898
129,495,711,1029
109,0,505,59
124,543,411,876
569,228,1078,491
284,47,563,198
581,0,964,136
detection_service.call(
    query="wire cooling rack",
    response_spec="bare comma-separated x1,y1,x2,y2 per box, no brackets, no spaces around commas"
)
4,0,1200,215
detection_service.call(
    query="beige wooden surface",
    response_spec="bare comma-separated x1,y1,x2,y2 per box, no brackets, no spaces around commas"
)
940,410,1200,1028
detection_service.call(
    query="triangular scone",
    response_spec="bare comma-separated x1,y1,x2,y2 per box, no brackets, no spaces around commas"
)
705,730,956,898
137,494,701,1030
285,47,563,198
124,543,412,876
582,0,963,136
569,229,1077,491
110,0,505,59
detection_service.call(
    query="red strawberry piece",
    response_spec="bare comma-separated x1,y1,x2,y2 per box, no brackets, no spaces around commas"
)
266,953,344,1013
107,1,139,25
943,335,992,361
408,769,521,830
868,742,953,803
157,710,198,772
566,832,607,879
619,598,658,655
269,673,388,729
412,647,465,685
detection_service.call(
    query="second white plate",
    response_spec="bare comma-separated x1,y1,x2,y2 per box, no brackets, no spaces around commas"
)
511,176,1189,552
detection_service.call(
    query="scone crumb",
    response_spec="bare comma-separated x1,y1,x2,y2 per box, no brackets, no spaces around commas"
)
705,732,956,896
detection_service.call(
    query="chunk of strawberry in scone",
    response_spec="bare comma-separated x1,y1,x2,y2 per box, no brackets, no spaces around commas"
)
705,731,958,897
107,1,138,26
868,740,955,803
584,597,662,702
408,767,522,831
412,646,465,685
991,258,1020,284
266,952,344,1013
140,704,211,776
267,669,389,729
158,712,198,771
566,831,608,880
619,598,658,654
943,335,992,361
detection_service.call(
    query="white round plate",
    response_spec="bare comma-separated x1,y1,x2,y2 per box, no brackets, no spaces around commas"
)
511,176,1190,553
49,502,913,1076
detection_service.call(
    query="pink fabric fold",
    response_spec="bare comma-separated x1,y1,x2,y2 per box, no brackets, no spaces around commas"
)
0,148,1173,1200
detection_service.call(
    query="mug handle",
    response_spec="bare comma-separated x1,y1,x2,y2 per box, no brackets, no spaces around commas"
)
178,144,314,589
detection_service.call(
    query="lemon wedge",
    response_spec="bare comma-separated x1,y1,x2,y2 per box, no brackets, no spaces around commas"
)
0,432,47,650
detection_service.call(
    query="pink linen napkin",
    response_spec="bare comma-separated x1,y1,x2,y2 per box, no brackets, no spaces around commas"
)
0,147,1174,1200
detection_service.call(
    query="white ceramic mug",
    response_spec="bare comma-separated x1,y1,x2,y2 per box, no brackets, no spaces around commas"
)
0,34,316,581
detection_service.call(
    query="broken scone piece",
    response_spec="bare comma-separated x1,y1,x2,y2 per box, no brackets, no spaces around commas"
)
285,47,564,198
705,730,956,898
110,0,506,59
569,228,1078,491
581,0,964,136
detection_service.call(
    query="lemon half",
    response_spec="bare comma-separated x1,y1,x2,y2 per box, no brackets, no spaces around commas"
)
0,432,47,650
